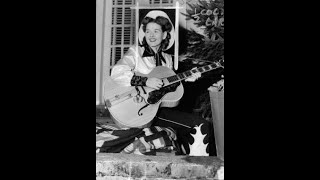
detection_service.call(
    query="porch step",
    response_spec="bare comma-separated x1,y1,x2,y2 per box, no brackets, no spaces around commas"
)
96,153,224,180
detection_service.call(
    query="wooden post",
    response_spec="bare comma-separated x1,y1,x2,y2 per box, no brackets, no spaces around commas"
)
208,86,224,161
96,0,105,105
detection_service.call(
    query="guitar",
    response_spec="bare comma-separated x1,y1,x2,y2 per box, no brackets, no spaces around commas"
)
104,61,223,129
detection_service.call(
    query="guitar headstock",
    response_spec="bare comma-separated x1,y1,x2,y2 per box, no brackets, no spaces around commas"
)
214,59,224,69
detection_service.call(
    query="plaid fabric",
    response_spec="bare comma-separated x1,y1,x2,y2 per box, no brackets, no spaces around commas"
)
96,123,177,155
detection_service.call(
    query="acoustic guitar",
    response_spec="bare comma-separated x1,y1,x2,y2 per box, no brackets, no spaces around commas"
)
104,61,223,129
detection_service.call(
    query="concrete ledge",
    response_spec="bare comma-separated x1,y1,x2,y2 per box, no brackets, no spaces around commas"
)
96,153,224,180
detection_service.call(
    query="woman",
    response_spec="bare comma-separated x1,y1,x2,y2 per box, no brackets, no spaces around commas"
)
110,10,216,156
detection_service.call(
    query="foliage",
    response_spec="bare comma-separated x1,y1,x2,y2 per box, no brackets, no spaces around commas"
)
181,0,224,122
183,0,224,42
185,30,224,63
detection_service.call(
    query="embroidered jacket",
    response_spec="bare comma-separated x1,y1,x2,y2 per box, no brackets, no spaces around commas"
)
111,45,173,86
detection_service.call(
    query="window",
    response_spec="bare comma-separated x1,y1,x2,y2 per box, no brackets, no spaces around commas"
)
109,0,136,68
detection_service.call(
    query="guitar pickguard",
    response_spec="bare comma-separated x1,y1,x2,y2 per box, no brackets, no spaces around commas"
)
147,82,181,104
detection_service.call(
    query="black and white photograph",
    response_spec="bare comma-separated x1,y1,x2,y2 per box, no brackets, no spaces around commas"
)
96,0,224,179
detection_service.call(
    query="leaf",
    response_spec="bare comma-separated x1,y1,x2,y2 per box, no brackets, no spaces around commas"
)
188,123,209,156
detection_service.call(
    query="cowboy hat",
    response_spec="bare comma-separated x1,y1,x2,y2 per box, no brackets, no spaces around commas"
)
138,10,175,51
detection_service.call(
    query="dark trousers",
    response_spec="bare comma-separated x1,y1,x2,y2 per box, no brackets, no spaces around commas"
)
152,107,217,156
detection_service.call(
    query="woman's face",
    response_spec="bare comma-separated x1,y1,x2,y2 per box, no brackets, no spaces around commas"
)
145,22,167,50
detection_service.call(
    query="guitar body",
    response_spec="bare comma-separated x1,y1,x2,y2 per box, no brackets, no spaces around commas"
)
104,66,184,129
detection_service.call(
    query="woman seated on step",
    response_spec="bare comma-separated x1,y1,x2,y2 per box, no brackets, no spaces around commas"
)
109,10,216,156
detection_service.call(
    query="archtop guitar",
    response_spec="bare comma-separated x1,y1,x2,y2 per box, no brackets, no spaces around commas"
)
104,61,223,129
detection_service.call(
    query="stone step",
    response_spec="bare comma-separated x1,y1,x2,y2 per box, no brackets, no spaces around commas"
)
96,153,224,180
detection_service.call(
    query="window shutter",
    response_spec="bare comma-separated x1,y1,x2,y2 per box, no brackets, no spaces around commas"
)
109,0,136,71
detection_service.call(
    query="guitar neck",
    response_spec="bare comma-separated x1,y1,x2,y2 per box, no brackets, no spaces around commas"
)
165,63,221,84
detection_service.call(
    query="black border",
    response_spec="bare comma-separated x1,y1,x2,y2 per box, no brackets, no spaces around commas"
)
2,1,96,179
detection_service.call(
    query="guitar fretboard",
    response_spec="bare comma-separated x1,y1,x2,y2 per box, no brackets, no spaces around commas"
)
166,63,220,84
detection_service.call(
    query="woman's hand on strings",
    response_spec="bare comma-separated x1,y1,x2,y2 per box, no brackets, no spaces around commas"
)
185,68,201,82
146,77,163,90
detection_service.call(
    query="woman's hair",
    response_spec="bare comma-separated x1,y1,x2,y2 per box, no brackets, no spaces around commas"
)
141,16,172,50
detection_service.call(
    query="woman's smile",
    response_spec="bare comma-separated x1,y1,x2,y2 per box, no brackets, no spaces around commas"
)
145,22,167,52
